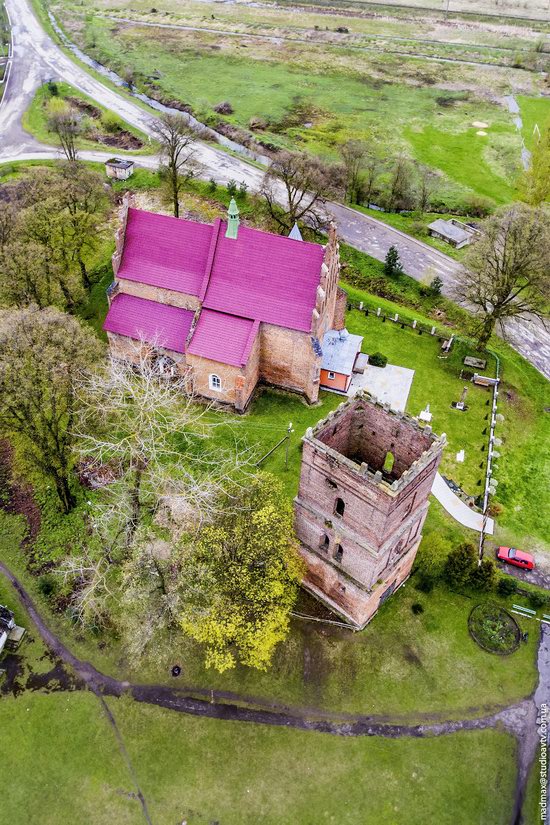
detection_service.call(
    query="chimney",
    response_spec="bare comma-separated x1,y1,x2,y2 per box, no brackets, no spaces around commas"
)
225,197,240,239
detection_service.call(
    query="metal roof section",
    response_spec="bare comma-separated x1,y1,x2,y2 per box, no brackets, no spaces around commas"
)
321,328,363,376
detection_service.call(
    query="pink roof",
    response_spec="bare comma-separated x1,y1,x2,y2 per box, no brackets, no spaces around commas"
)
117,209,325,332
118,209,212,296
203,223,324,332
187,310,259,367
103,293,194,354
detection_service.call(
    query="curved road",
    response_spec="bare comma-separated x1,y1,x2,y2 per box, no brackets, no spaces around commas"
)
1,0,549,379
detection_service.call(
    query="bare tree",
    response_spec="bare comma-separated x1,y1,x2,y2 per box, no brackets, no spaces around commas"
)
48,103,81,163
76,338,253,550
386,155,414,212
0,307,103,513
261,151,342,233
363,150,382,206
340,140,367,204
458,204,550,349
416,167,437,214
152,114,197,217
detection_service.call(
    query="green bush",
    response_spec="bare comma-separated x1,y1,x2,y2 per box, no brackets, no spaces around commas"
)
443,542,477,589
38,573,59,598
470,558,496,592
368,352,388,368
529,591,548,610
497,577,517,596
101,111,122,134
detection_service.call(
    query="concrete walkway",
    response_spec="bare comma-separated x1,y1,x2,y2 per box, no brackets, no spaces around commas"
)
348,364,414,412
431,472,494,534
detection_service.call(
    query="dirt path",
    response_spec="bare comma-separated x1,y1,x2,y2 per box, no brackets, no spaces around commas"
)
1,558,548,823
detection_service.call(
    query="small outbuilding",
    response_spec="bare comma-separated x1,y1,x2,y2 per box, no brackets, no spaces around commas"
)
427,218,478,249
0,605,25,654
320,328,363,393
105,158,135,180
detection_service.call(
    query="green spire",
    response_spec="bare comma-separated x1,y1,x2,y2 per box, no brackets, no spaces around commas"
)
225,197,240,239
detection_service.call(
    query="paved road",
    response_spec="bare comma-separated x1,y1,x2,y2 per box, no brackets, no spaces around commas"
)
1,0,549,379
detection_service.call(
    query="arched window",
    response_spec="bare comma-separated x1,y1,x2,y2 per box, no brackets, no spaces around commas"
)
319,533,329,552
335,497,345,517
334,544,344,562
209,374,222,391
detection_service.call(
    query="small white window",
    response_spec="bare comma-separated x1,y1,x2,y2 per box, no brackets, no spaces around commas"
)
328,371,335,380
209,374,222,391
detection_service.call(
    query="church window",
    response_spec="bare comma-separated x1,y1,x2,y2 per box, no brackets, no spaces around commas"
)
334,497,345,517
320,534,329,551
334,544,344,562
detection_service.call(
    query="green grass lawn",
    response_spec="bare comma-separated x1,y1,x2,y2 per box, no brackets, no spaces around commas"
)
518,95,550,150
51,7,529,210
0,507,540,722
0,688,518,825
22,81,153,154
405,122,517,205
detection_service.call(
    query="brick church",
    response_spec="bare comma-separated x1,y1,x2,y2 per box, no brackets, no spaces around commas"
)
103,194,347,411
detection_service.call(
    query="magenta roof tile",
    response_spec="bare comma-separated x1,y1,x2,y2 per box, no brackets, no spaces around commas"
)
187,310,259,367
103,293,194,354
118,209,211,296
118,209,325,333
203,223,324,332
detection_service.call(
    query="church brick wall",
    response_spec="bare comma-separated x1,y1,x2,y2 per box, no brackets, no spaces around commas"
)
116,279,201,312
259,324,320,403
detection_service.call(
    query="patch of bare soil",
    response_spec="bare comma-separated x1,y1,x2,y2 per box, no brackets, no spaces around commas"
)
77,457,120,489
94,130,143,150
66,95,102,119
0,441,41,552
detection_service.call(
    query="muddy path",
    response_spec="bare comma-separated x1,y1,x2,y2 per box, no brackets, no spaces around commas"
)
1,558,547,823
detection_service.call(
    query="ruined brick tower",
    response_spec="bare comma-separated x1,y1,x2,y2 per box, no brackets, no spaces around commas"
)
294,393,445,628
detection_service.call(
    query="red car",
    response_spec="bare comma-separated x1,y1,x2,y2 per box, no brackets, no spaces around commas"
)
497,546,535,571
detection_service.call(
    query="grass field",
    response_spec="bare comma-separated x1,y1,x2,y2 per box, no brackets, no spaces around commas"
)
0,688,518,825
518,94,550,150
47,0,547,210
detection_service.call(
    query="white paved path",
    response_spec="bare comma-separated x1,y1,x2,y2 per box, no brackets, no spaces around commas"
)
431,472,494,534
349,364,414,412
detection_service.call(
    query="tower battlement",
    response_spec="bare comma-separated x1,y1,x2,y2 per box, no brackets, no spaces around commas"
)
294,392,444,628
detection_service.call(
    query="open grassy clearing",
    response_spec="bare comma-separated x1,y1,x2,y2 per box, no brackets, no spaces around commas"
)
22,81,153,154
47,0,540,210
518,94,550,150
0,688,518,825
54,0,550,57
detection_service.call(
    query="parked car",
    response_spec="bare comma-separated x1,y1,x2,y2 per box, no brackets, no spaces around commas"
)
497,546,535,571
